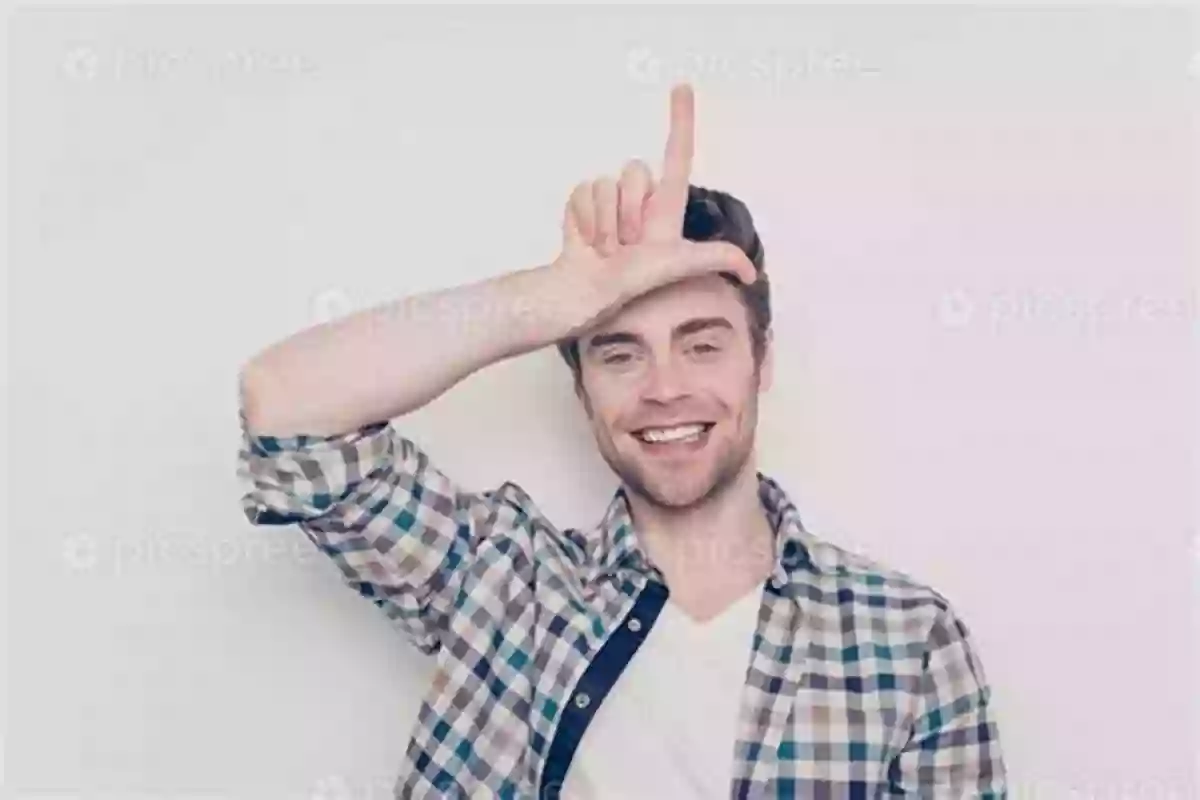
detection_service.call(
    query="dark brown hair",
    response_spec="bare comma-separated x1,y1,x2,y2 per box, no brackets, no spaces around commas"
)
555,184,771,387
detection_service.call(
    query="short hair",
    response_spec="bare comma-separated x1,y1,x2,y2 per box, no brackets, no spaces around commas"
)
555,184,771,387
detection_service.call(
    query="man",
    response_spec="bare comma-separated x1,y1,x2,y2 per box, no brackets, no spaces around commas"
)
238,84,1007,798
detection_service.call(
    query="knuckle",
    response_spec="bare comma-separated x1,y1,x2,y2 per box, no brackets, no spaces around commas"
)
619,162,650,192
623,158,651,177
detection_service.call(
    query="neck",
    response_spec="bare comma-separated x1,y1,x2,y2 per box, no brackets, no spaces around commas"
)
627,462,776,590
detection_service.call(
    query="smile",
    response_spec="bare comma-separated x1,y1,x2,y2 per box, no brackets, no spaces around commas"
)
632,422,716,446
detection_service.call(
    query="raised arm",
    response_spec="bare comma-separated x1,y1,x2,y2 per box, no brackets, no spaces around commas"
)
239,84,754,440
236,84,757,653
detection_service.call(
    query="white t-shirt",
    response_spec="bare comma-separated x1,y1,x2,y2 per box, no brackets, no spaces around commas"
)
561,585,763,799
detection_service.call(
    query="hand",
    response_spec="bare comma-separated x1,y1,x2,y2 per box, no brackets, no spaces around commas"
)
567,157,655,258
551,84,757,334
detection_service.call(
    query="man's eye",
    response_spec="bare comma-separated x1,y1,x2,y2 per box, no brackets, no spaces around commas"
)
693,343,720,354
603,353,633,364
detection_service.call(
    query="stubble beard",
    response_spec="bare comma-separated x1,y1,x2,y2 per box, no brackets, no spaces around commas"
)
599,391,759,513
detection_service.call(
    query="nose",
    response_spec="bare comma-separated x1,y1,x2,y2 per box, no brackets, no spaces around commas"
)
640,354,691,404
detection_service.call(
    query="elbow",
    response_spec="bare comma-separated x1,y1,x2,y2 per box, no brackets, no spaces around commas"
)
239,360,281,437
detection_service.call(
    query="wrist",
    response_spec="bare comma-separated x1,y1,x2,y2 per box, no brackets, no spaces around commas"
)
491,261,583,357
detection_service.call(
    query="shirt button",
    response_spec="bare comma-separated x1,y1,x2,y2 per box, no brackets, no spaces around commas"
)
573,692,591,710
627,618,642,633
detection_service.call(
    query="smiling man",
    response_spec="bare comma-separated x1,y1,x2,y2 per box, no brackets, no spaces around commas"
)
237,84,1007,798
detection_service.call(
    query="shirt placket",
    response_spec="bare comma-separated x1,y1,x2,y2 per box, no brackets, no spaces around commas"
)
536,574,669,798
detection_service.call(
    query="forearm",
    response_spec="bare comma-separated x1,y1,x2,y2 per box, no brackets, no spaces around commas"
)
241,261,578,438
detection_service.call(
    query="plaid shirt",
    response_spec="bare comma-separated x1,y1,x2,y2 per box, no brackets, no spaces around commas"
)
237,407,1007,799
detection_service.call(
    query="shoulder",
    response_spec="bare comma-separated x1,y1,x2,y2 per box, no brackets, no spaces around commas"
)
470,480,590,566
795,530,959,635
791,533,998,694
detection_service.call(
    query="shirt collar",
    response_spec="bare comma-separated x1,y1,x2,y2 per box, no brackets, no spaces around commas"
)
584,471,838,587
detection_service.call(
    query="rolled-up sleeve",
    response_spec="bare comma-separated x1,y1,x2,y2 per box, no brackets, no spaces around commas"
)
236,401,509,655
238,406,393,526
887,601,1008,797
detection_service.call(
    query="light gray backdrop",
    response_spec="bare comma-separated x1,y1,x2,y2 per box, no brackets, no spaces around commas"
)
6,5,1198,799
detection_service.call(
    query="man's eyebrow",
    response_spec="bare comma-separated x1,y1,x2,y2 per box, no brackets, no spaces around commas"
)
584,316,734,353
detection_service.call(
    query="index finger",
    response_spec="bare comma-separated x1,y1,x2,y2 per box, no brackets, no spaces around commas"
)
658,83,694,204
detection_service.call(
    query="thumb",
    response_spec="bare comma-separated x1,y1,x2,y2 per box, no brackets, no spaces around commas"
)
664,239,758,286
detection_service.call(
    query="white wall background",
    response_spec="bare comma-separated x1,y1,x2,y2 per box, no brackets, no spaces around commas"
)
6,6,1198,799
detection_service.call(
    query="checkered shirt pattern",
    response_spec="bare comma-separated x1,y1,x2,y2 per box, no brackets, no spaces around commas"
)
237,407,1007,799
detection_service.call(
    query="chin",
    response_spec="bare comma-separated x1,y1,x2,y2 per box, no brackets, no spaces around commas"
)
648,481,717,509
625,456,733,508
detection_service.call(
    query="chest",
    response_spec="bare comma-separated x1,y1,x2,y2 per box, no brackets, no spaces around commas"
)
559,590,763,798
428,559,921,797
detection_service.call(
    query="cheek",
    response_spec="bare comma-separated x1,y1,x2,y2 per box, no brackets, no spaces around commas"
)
583,381,637,419
581,391,629,437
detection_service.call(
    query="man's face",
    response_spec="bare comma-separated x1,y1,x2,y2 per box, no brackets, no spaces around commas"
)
576,274,773,510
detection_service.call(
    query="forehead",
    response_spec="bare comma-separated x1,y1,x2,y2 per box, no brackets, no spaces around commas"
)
588,275,747,339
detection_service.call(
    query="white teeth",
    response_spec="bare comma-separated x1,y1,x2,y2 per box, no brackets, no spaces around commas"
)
638,424,707,443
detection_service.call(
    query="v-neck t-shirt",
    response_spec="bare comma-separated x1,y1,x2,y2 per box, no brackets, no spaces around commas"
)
561,586,764,799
